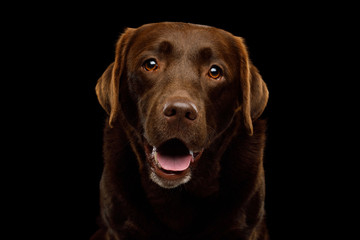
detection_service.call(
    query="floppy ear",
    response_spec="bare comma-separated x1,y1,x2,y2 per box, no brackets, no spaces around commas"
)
95,28,135,127
95,62,115,115
236,37,269,136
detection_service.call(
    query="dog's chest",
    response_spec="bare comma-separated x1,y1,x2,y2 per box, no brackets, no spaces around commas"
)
145,188,217,235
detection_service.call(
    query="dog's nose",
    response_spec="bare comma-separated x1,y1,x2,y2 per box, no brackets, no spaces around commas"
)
163,101,198,121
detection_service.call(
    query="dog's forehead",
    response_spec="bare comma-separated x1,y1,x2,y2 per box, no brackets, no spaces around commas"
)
129,22,235,58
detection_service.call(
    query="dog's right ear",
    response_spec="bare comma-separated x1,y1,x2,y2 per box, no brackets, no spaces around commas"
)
95,62,114,115
95,28,135,127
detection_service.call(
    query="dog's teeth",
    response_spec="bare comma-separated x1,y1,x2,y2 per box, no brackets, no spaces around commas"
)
189,150,194,157
152,146,158,163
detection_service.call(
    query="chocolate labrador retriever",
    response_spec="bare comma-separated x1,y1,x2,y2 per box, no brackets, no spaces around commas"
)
92,22,269,240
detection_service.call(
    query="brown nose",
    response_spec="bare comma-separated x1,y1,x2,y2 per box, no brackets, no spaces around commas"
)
163,101,198,122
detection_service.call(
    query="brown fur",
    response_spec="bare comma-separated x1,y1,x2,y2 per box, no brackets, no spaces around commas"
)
92,22,269,240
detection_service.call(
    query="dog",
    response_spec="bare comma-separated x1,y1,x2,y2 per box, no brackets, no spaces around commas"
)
92,22,269,240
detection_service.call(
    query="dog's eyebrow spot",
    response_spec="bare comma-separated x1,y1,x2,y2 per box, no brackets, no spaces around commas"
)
158,41,173,55
198,47,213,60
193,47,213,64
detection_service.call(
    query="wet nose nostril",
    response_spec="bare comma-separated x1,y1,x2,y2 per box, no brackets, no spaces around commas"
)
164,107,176,117
185,109,197,120
163,101,198,121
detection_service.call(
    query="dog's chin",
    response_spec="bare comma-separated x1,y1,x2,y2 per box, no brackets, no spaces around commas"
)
149,170,192,189
144,138,203,189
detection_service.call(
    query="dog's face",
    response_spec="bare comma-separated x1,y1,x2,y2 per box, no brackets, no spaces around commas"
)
96,22,268,188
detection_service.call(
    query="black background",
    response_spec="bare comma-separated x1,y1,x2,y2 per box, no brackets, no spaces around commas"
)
10,4,352,240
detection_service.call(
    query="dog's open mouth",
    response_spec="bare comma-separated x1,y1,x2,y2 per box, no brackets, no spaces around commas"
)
144,138,203,181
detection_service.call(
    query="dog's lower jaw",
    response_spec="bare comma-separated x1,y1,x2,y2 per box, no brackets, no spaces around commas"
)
149,170,192,189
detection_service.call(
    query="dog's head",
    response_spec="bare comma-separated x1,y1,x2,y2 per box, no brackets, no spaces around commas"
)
96,22,268,188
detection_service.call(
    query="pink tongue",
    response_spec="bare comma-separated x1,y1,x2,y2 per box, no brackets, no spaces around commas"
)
156,152,192,171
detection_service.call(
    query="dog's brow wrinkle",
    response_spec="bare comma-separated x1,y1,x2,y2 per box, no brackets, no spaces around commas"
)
198,47,213,60
190,47,213,64
158,41,173,55
199,47,212,60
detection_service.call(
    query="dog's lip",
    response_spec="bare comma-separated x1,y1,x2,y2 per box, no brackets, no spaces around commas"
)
144,139,203,180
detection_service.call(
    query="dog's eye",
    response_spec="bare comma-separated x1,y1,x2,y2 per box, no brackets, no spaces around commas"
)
208,65,222,80
143,59,159,71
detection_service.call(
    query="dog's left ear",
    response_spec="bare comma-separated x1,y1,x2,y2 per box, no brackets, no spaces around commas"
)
235,37,269,136
95,28,135,127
